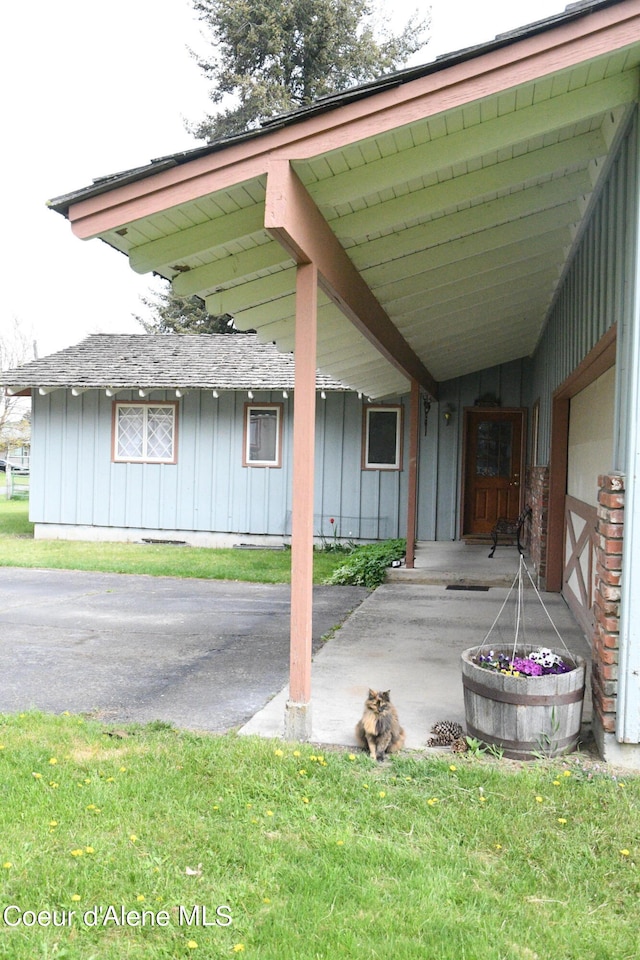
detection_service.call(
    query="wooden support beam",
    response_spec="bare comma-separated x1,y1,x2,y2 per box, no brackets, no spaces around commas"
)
285,261,318,741
264,160,438,399
406,380,420,569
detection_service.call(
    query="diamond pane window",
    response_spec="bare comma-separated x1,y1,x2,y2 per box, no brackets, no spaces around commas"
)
114,403,177,463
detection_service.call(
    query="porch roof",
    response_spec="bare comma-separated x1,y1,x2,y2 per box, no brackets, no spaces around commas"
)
0,333,348,395
49,0,640,399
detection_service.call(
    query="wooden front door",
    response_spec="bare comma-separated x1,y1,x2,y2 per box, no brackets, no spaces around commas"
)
462,408,525,536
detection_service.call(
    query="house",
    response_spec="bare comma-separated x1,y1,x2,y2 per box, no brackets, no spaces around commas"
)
16,0,640,762
1,332,412,546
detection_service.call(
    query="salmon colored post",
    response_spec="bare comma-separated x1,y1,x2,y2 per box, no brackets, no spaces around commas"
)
405,379,420,568
285,261,318,740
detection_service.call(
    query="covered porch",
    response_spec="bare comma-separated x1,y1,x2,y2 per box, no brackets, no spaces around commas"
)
49,0,640,759
241,541,592,751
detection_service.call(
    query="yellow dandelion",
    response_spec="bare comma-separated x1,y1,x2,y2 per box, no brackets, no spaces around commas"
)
535,796,544,803
479,796,487,803
362,784,369,790
71,895,81,902
49,782,59,788
106,777,115,782
119,767,127,773
378,791,386,798
70,849,84,857
129,835,138,843
293,750,301,757
49,757,58,765
83,778,91,784
336,840,345,846
32,772,42,779
553,780,561,786
563,770,571,777
233,946,245,954
620,849,631,856
85,846,95,854
302,797,310,804
0,745,5,750
273,748,284,757
136,895,145,902
263,897,271,903
405,776,413,781
309,755,317,761
557,818,567,824
298,769,307,776
618,782,626,789
187,940,198,949
494,844,502,850
449,765,457,772
348,753,356,761
49,820,58,828
86,804,97,810
213,805,219,810
427,797,439,806
266,810,274,817
2,862,12,869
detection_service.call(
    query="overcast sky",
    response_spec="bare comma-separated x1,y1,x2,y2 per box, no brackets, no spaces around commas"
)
2,0,568,362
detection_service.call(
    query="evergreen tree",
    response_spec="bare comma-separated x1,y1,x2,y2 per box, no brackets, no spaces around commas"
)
141,0,429,333
136,286,237,335
190,0,429,142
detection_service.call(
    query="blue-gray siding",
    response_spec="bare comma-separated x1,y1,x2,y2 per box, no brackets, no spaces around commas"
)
531,108,638,464
30,389,412,541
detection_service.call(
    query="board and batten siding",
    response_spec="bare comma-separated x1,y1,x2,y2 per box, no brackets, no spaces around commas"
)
530,108,638,467
29,388,412,544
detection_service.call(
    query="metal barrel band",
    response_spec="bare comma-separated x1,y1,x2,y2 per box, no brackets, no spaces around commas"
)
465,721,579,759
462,674,585,706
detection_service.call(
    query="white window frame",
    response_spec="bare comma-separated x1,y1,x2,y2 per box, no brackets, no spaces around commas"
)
243,403,283,468
112,401,178,464
362,405,403,471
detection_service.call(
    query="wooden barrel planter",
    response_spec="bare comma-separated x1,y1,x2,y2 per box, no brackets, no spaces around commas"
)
461,646,586,760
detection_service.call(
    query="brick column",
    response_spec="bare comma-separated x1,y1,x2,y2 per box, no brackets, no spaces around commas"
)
591,474,624,737
525,465,549,588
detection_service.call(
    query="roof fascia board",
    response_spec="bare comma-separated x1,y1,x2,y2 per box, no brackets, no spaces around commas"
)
64,1,640,241
264,159,438,398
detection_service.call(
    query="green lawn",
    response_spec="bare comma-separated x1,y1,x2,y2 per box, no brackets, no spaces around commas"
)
0,499,344,584
0,713,638,959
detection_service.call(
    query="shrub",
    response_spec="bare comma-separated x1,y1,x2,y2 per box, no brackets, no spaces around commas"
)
324,539,406,588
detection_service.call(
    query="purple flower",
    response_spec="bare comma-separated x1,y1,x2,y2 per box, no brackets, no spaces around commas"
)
512,658,543,676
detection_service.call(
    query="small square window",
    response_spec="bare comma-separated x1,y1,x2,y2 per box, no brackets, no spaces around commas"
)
243,404,283,467
363,406,403,470
113,402,177,463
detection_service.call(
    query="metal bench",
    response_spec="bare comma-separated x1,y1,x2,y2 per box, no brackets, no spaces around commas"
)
488,505,532,559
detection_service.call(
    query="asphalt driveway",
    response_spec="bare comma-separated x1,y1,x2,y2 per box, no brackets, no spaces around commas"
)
0,568,367,731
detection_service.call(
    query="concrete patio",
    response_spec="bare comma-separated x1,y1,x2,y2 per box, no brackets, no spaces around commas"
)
241,542,593,751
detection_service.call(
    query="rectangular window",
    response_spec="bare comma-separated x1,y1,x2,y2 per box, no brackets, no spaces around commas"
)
363,405,403,470
243,403,283,467
113,402,177,463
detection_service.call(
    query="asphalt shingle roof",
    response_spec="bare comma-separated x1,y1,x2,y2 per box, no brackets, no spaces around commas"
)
0,334,349,393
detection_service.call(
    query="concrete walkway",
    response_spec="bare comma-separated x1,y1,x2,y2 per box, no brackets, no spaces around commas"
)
241,543,592,749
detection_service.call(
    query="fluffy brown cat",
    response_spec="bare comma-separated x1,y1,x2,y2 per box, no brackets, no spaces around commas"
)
355,689,405,761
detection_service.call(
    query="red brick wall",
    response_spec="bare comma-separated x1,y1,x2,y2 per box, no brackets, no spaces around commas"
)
591,473,624,735
525,466,549,588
